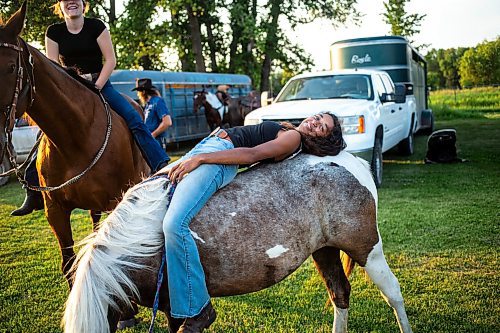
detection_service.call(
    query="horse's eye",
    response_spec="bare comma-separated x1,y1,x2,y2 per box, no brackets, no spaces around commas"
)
8,64,16,74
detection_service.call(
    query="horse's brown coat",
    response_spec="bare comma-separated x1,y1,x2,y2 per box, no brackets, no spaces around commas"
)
0,5,149,283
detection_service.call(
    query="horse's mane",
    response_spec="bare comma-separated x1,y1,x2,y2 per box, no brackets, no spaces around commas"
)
63,67,101,94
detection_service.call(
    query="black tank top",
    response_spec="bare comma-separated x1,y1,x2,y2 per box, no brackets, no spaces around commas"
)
46,18,106,74
226,121,283,148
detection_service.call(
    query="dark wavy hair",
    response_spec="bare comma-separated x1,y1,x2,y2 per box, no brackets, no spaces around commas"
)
281,112,346,157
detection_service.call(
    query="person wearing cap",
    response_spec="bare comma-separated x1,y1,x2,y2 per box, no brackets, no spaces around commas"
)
10,0,170,217
133,79,172,157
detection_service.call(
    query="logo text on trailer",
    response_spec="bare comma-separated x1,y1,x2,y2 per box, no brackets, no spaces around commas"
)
351,54,372,64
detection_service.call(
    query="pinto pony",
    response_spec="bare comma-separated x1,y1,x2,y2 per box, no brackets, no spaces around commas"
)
193,90,246,130
64,152,413,333
0,3,149,284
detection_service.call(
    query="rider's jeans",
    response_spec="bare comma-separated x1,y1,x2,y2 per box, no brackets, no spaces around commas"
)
101,80,170,171
163,136,238,318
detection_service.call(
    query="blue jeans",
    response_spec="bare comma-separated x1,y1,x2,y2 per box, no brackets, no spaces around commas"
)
163,136,238,318
101,80,170,171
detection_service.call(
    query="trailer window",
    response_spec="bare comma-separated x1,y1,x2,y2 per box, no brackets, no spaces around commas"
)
276,75,373,102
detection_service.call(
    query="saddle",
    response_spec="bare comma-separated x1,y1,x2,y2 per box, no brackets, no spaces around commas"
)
425,129,465,163
205,93,228,119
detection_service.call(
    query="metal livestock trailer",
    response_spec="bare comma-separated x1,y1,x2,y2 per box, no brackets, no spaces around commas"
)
110,70,253,143
330,36,433,132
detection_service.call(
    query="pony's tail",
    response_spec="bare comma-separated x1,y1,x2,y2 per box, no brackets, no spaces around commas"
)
62,235,126,333
62,177,170,333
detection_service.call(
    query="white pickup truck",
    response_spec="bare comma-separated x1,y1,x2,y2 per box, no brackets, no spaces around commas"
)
244,69,416,187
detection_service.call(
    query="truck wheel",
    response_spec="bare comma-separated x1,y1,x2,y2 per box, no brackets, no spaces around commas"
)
371,136,383,188
0,156,11,186
398,126,414,155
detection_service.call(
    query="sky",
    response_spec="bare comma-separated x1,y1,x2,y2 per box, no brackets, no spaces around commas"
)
294,0,500,70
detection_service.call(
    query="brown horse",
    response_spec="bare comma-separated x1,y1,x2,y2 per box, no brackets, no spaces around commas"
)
0,3,149,286
64,153,413,333
193,90,245,130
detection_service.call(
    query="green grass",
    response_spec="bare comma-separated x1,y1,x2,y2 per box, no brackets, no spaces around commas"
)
430,86,500,119
1,118,499,332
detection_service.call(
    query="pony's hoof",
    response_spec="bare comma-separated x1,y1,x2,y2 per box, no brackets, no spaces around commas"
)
117,317,140,330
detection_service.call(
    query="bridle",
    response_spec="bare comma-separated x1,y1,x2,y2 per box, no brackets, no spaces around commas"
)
0,37,113,192
0,38,36,180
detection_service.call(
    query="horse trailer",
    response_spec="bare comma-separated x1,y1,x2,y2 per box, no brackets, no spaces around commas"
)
330,35,433,132
110,70,253,143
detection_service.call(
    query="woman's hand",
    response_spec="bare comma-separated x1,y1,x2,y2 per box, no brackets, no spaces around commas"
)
168,156,202,183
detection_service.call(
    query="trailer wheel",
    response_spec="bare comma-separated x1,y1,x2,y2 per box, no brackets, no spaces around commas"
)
398,118,415,155
420,113,434,135
371,135,383,188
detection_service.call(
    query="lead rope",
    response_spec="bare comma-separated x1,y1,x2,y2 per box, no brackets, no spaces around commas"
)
22,92,112,192
148,179,176,333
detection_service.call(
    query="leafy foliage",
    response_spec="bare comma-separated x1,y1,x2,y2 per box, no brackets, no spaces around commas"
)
459,37,500,87
111,0,169,70
1,0,358,90
381,0,426,47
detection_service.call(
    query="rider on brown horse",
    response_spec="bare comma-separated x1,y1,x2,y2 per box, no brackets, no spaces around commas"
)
10,0,170,216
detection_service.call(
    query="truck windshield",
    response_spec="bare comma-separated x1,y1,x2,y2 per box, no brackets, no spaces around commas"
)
276,75,373,102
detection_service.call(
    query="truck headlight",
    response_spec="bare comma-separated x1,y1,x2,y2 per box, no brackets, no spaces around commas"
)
339,116,365,134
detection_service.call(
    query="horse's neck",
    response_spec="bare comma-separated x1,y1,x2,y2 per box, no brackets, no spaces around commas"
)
28,47,103,149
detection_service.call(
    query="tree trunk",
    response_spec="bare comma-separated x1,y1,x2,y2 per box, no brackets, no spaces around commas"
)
171,9,194,72
186,4,206,72
205,21,218,72
259,0,281,92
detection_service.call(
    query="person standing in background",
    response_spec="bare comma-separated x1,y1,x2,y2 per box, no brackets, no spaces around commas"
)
133,78,172,155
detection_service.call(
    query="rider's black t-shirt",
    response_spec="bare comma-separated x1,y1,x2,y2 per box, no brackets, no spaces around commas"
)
226,121,283,148
46,18,106,74
225,122,301,165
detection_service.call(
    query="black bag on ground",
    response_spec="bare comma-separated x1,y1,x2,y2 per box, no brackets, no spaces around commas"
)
425,129,462,163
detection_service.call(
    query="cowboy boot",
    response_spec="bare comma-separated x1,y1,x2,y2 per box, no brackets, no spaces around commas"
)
177,302,217,333
11,189,44,216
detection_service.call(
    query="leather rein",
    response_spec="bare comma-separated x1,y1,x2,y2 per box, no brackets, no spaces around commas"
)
0,38,112,192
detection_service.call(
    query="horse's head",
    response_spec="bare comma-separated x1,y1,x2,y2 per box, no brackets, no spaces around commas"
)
193,90,207,113
0,2,34,154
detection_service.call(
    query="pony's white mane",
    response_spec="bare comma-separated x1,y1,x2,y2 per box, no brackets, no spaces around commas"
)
62,176,170,333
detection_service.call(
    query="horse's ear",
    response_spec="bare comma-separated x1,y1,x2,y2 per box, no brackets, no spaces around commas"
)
4,1,27,37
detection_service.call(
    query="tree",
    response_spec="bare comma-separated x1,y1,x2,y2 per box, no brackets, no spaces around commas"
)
438,47,468,89
459,37,500,87
1,0,59,46
258,0,358,91
111,0,169,70
425,48,446,90
382,0,426,45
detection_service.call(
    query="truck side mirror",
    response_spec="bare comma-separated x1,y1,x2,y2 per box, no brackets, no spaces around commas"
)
261,91,272,106
380,93,391,103
394,84,406,103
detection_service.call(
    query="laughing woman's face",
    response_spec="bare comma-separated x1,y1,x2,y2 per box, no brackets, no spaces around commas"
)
59,0,85,19
297,113,334,137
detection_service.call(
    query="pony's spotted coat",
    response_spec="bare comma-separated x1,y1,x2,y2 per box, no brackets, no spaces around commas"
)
64,153,412,333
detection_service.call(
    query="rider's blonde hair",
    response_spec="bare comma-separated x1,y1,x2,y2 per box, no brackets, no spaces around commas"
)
53,0,90,19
